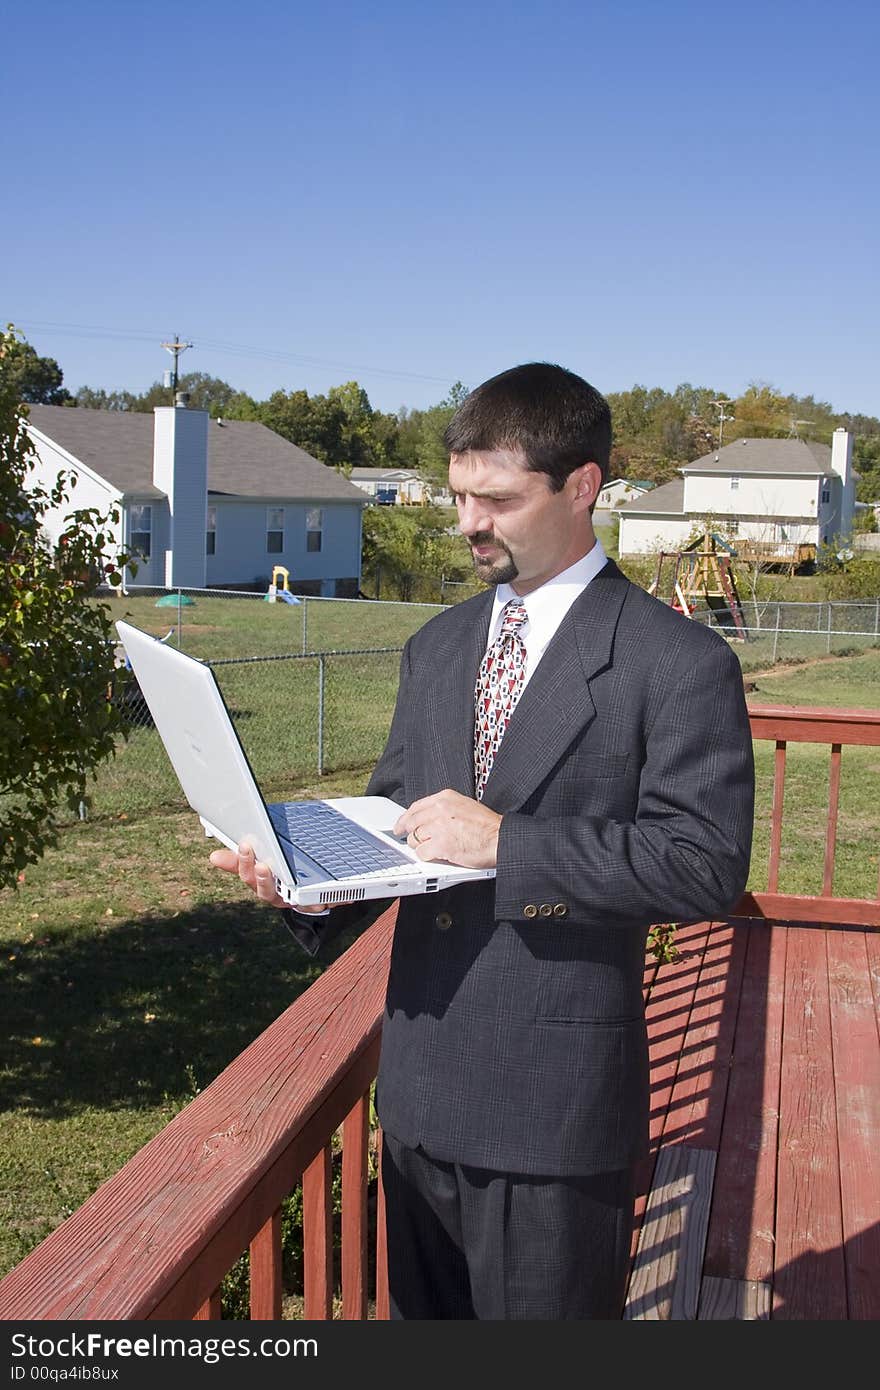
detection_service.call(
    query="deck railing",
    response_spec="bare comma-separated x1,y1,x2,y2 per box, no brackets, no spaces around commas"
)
0,704,878,1321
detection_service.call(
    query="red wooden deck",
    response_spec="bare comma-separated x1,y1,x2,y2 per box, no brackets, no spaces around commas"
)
626,917,880,1319
0,703,878,1321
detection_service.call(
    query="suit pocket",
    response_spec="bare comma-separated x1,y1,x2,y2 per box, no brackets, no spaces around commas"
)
584,751,629,779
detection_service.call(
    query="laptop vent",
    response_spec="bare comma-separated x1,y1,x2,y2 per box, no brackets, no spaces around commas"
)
320,887,367,905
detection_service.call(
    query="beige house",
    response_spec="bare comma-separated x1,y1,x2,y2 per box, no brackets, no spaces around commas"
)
616,432,856,559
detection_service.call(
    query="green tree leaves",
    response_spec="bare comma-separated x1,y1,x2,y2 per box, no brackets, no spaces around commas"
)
2,338,72,405
0,327,134,890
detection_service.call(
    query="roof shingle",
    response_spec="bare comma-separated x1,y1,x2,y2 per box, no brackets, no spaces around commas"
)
25,405,366,503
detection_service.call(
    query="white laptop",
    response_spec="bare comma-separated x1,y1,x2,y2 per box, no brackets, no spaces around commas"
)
115,621,495,908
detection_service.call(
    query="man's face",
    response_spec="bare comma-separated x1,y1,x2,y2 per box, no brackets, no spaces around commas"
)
449,447,600,596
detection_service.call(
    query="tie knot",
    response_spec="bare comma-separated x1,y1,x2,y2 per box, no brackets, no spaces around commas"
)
499,600,528,637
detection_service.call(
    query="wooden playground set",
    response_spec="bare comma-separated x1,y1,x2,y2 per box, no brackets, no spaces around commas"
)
650,532,748,641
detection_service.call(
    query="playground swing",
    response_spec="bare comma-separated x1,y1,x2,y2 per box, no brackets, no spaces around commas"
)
650,532,748,641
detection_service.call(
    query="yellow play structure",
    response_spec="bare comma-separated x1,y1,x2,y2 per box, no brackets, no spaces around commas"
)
264,565,299,604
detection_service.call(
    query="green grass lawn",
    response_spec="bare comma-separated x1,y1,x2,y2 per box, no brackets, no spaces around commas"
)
112,590,445,659
1,632,879,1290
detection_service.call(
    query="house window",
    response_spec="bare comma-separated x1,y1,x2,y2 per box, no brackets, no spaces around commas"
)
267,507,284,554
206,505,216,556
730,476,740,491
306,507,323,553
129,503,152,560
821,486,830,504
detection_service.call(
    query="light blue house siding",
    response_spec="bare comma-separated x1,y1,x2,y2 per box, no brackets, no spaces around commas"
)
122,498,169,587
205,499,363,594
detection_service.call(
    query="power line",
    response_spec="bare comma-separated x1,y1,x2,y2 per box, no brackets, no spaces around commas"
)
11,317,462,390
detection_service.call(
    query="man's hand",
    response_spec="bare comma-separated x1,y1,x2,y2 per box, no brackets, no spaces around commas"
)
209,844,326,914
394,789,501,869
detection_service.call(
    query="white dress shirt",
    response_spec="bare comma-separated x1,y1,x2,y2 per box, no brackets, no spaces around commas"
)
485,539,607,692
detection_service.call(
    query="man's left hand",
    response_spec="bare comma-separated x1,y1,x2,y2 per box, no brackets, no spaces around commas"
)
394,789,501,869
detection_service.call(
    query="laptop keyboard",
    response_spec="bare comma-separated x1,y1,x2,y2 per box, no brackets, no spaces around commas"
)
268,800,416,880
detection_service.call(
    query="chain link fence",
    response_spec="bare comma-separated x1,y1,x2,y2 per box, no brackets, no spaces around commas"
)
62,588,880,826
689,598,880,670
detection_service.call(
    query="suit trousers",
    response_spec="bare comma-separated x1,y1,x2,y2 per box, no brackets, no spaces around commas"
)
381,1132,636,1319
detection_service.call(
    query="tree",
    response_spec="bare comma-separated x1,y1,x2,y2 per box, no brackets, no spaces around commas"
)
0,336,72,405
75,385,140,411
361,504,474,602
411,383,470,486
0,327,132,890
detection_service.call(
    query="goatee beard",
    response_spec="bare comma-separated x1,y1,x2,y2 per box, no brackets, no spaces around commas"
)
470,536,518,587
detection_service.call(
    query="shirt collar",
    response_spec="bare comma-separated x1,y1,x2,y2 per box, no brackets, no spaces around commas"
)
490,538,608,634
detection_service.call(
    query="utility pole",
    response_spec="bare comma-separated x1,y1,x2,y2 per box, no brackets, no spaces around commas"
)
709,398,735,449
161,335,193,399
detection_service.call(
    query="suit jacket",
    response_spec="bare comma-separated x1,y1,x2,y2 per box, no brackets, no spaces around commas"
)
290,561,755,1177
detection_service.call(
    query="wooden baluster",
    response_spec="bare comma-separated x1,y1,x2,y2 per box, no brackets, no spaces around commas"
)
375,1127,390,1320
342,1093,370,1319
303,1147,333,1319
822,744,843,897
250,1208,282,1320
768,741,787,893
194,1288,222,1319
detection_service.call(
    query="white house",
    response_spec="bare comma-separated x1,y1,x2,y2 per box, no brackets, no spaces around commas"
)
596,478,654,509
348,467,431,506
24,402,368,596
616,431,856,559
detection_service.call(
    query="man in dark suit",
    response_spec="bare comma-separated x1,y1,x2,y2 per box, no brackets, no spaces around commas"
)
212,363,755,1319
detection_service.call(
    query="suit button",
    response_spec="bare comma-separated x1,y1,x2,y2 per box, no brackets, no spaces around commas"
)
539,903,552,917
435,911,453,931
523,904,538,918
553,903,568,918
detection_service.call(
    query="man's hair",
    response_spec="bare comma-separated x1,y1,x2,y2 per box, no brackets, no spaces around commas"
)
443,362,612,493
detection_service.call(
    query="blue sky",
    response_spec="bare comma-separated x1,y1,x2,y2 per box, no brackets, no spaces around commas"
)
3,0,878,417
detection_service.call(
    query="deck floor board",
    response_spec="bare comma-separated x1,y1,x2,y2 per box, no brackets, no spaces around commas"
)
626,918,879,1320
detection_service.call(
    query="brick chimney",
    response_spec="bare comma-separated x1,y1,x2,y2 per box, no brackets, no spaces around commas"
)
152,403,208,588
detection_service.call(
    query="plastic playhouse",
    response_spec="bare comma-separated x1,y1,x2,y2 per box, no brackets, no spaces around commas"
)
264,565,300,604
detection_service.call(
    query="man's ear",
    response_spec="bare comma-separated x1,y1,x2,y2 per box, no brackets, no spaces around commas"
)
572,462,603,509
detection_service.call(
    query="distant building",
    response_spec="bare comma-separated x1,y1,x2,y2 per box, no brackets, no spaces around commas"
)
348,467,431,506
24,403,367,596
616,432,857,560
596,478,654,509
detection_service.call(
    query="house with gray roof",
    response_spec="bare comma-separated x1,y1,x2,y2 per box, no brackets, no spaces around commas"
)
24,403,368,596
616,431,856,560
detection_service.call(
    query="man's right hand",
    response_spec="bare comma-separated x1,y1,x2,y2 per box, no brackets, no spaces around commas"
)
209,843,327,914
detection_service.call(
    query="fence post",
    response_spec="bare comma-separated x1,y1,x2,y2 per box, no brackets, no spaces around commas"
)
317,654,325,776
772,605,782,664
875,598,879,638
177,590,183,648
826,602,833,654
302,598,308,655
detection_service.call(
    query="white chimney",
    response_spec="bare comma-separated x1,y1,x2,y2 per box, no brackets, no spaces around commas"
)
831,428,855,540
152,405,209,589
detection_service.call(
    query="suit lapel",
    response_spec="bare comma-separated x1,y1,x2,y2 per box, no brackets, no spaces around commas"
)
479,564,629,812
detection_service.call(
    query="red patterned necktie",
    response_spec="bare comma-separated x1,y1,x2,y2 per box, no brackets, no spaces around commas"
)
474,599,529,801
